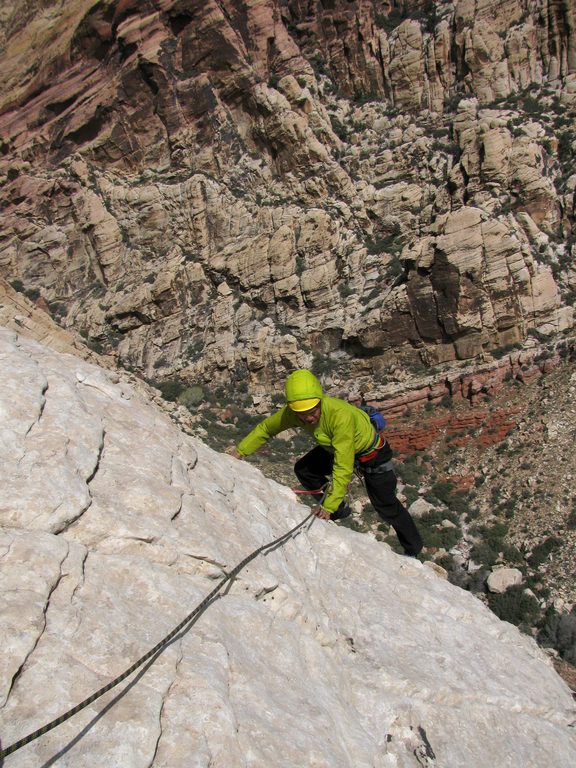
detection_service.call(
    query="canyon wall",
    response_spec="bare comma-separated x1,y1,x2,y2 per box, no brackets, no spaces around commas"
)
0,0,574,397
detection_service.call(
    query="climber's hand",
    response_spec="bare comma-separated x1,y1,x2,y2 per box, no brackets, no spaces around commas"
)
311,505,331,520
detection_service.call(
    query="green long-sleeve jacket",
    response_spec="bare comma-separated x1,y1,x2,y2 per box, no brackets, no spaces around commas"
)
237,396,376,514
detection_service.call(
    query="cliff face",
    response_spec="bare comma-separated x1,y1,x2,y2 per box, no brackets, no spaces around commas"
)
1,327,575,767
0,0,574,395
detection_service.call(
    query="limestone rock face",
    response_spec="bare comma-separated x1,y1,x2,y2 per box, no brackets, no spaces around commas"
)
1,328,576,767
0,0,574,391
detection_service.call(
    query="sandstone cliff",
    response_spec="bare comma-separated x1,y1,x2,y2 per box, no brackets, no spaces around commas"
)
0,0,574,396
1,327,575,767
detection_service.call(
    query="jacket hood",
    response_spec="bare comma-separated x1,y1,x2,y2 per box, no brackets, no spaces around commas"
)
284,369,323,404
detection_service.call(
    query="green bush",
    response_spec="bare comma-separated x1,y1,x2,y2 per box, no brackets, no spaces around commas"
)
538,606,576,664
178,385,205,409
471,541,500,567
418,509,461,550
403,486,419,507
487,585,541,631
156,378,186,402
527,536,561,567
49,301,68,318
435,554,456,571
398,462,425,486
383,533,404,553
359,503,379,527
430,480,456,504
469,520,518,567
426,480,470,514
375,9,405,32
339,516,363,532
491,343,522,359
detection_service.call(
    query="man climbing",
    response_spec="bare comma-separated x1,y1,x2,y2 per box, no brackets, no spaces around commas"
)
227,369,423,557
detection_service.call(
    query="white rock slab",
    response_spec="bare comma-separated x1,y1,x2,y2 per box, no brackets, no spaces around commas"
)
0,328,575,768
487,567,524,593
408,497,436,518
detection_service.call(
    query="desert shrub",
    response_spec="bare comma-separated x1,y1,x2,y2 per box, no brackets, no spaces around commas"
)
375,9,405,32
339,516,363,532
469,520,521,566
474,520,509,543
398,461,426,487
427,479,469,514
383,533,404,553
465,505,481,521
486,585,541,631
496,498,516,518
435,553,456,571
491,343,522,359
403,485,420,507
178,385,205,409
49,301,68,318
527,536,561,567
418,507,458,527
566,506,576,530
418,509,461,550
471,541,500,567
455,567,491,593
551,609,576,664
430,480,456,504
156,378,186,402
235,411,261,431
359,503,379,527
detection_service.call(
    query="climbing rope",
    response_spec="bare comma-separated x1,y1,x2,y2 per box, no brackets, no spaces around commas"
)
0,511,314,762
291,488,324,495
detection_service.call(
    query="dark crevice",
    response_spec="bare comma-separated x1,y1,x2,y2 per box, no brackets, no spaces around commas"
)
53,429,105,535
25,381,48,437
4,546,68,703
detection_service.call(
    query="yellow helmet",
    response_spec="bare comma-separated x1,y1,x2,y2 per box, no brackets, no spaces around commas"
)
289,397,321,412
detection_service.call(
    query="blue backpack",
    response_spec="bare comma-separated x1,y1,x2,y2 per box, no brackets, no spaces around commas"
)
360,404,387,433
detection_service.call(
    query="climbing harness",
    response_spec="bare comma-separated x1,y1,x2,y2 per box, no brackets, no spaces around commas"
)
0,511,314,762
357,432,385,463
361,459,395,475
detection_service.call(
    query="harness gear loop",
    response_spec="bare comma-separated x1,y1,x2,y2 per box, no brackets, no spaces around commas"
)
357,431,385,464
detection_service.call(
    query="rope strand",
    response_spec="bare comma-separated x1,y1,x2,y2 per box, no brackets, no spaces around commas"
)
0,511,314,761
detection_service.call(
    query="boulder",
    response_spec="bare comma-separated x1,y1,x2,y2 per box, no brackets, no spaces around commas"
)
487,567,524,594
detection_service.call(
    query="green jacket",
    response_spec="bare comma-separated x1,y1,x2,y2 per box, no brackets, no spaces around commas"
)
237,396,375,514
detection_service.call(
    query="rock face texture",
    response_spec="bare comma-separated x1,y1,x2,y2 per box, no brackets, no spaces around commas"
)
0,0,574,394
1,327,576,767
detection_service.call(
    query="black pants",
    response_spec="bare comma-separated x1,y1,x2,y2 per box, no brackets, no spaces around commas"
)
294,446,423,556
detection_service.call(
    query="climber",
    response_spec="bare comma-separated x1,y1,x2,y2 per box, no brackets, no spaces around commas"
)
227,369,423,556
